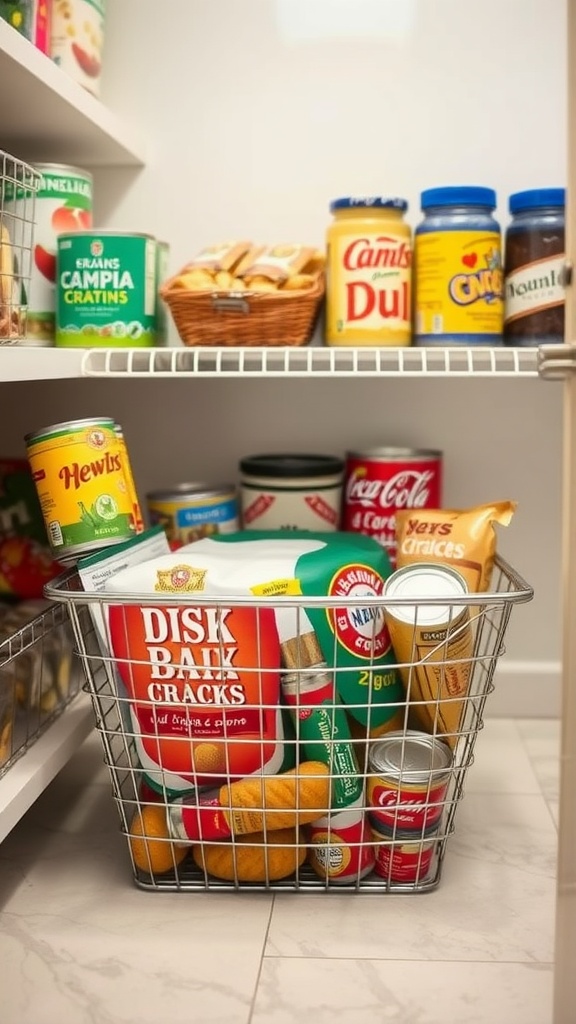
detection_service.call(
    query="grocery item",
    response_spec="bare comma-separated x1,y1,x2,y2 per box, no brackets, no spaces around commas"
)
0,1,32,36
239,244,317,283
167,762,330,843
113,426,144,534
382,565,473,744
239,454,344,531
147,483,239,547
51,0,106,95
128,804,188,875
32,0,51,52
395,500,517,594
2,163,93,345
414,186,503,346
56,231,157,347
0,598,74,718
0,458,61,599
342,447,443,565
371,828,438,882
326,196,412,346
193,828,306,882
504,188,566,346
307,796,375,884
367,730,452,833
25,417,141,563
155,240,170,346
184,241,253,275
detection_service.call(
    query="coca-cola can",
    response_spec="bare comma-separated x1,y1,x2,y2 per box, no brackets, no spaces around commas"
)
342,448,443,565
367,731,453,834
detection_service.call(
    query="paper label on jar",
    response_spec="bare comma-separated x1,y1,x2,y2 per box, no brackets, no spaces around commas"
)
504,255,565,323
415,230,503,339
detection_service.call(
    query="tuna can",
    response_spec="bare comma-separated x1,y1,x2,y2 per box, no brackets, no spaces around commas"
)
342,447,443,565
371,827,438,883
146,483,239,548
56,231,157,348
51,0,106,96
308,797,375,884
367,730,453,833
2,163,93,345
383,563,474,744
240,453,344,531
25,417,139,563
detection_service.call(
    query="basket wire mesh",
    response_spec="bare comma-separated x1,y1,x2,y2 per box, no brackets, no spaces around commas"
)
45,555,533,894
0,150,41,345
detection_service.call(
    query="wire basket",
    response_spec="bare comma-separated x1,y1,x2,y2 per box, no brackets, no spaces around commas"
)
45,555,533,894
0,150,41,345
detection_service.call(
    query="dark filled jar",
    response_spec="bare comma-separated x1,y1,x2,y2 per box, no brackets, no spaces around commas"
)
504,188,566,346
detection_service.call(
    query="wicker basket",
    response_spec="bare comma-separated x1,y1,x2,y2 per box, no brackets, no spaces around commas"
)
160,270,325,348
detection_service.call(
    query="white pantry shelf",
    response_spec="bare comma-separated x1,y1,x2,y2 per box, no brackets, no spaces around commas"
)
0,20,146,167
0,694,93,843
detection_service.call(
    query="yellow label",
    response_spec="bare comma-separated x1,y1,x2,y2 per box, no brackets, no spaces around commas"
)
27,424,135,554
250,578,302,597
326,224,412,346
415,229,503,339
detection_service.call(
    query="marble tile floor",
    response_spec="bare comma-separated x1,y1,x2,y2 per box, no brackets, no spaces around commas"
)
0,717,560,1024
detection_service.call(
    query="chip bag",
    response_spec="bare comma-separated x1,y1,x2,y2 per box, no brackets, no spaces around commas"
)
395,501,517,594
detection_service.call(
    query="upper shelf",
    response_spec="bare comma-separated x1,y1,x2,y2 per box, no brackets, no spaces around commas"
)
0,21,146,167
0,345,546,382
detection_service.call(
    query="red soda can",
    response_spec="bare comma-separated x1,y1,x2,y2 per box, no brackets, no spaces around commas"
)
342,448,442,565
308,797,375,885
371,828,438,883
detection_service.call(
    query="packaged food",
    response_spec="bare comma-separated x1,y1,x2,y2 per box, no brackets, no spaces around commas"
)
147,483,239,547
238,244,317,282
395,500,517,594
0,458,61,599
51,0,106,96
192,828,306,882
185,241,252,274
239,453,344,531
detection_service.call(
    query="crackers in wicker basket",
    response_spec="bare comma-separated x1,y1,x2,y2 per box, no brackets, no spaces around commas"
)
160,241,325,347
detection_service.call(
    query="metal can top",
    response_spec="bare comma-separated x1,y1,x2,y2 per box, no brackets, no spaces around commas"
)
240,454,344,479
370,822,440,841
346,447,442,461
25,417,115,445
146,482,236,502
383,563,469,628
57,230,156,241
33,162,94,180
369,730,453,782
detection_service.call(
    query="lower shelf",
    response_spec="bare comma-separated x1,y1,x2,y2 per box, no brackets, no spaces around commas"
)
0,694,93,843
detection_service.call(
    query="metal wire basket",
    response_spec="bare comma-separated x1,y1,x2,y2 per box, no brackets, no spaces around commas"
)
45,555,533,894
0,150,41,345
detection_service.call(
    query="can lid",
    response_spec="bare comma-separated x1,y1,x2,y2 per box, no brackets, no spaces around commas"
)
330,196,408,213
147,482,235,501
509,188,565,214
420,186,497,210
369,731,453,780
239,454,344,478
346,447,442,461
369,818,441,840
383,563,468,627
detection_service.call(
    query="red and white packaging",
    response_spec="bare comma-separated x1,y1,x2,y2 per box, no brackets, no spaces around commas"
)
342,447,442,564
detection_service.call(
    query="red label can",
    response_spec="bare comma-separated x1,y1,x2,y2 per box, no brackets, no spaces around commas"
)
371,829,437,883
342,448,442,565
308,798,375,884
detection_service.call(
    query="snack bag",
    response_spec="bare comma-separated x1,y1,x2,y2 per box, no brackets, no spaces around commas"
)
395,501,517,594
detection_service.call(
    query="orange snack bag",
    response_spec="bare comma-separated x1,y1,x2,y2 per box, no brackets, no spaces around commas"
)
395,500,517,594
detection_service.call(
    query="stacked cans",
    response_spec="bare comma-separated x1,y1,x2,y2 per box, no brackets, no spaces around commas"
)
367,731,452,883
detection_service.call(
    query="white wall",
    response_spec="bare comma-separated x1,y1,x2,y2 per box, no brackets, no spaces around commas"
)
5,0,568,715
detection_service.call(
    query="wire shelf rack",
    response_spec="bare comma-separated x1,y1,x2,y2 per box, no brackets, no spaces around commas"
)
0,150,41,345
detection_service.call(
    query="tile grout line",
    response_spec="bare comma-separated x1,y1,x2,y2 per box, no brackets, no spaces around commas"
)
246,894,276,1024
514,719,560,832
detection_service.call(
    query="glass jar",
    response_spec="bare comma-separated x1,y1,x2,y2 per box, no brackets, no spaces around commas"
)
503,188,565,347
414,186,503,346
326,197,412,347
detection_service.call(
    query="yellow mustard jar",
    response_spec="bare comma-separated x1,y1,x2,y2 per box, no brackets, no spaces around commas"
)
326,197,412,346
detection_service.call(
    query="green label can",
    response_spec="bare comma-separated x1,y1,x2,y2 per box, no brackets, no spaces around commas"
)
56,232,157,348
155,240,170,346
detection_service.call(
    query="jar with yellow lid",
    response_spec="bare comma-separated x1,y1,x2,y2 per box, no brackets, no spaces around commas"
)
326,197,412,346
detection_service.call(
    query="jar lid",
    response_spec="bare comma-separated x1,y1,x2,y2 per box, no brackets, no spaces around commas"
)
509,188,565,214
239,454,345,478
421,186,497,210
330,196,408,213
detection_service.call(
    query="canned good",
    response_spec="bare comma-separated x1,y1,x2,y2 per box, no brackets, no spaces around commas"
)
51,0,106,96
113,425,144,533
240,453,344,531
326,196,412,346
33,0,51,52
367,730,452,833
56,231,157,348
0,2,32,38
155,240,170,346
2,163,93,345
147,483,239,547
25,417,140,563
342,447,443,565
414,186,503,346
383,563,474,745
308,797,375,884
371,827,438,883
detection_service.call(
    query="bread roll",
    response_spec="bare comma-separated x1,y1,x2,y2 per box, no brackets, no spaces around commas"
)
193,827,306,882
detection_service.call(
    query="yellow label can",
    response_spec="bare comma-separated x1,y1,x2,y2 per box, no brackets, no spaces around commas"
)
25,417,139,562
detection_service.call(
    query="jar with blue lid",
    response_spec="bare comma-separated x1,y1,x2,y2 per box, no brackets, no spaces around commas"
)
414,186,503,346
504,188,565,346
